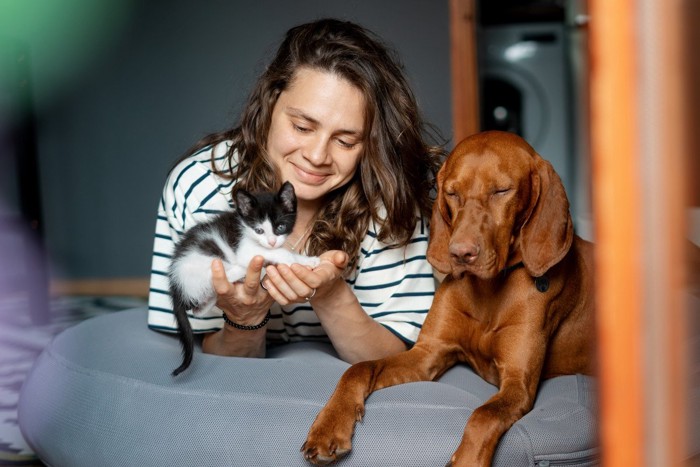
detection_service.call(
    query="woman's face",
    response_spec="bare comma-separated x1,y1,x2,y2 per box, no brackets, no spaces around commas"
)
266,67,366,211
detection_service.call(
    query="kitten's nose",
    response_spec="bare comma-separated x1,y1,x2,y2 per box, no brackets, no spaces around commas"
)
268,237,277,247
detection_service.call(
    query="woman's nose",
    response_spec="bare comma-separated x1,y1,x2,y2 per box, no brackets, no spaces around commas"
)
304,136,330,165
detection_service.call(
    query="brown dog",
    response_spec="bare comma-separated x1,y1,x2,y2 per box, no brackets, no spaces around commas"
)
301,131,595,466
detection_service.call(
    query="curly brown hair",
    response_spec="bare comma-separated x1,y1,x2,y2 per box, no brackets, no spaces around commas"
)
184,18,444,271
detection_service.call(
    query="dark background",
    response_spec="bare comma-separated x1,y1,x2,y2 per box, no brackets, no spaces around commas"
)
2,0,601,284
0,0,452,280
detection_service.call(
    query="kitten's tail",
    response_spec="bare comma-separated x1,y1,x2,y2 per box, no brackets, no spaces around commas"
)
172,299,195,376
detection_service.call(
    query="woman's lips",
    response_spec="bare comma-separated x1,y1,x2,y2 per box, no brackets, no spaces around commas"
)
292,163,329,185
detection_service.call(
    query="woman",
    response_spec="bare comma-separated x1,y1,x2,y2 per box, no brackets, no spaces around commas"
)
148,18,444,363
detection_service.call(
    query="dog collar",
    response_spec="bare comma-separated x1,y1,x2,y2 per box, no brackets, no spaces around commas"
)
535,276,550,293
501,261,524,276
501,262,550,293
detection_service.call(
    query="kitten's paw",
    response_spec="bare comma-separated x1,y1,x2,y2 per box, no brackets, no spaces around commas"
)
299,256,322,269
193,297,217,315
225,265,246,283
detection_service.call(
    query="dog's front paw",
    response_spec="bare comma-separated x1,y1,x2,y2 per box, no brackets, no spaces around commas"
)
301,437,351,466
301,404,362,465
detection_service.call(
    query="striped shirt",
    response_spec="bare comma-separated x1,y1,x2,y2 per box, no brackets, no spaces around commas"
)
148,141,436,345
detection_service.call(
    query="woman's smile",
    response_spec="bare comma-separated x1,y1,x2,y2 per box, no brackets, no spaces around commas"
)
290,162,331,185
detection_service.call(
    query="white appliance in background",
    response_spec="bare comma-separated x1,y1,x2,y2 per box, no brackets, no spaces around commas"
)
478,20,592,239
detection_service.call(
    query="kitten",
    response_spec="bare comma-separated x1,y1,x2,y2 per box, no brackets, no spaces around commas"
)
168,181,320,375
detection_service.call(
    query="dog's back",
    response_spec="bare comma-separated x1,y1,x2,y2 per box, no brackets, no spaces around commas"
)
540,236,596,378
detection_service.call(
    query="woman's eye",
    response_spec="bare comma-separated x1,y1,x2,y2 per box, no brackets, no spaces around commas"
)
337,139,357,149
293,124,311,133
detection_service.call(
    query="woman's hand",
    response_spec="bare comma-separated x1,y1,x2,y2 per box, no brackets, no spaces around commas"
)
202,256,274,359
211,256,274,326
261,250,348,306
206,251,406,363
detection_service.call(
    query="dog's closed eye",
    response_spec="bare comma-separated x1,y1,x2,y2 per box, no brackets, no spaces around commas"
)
490,187,513,199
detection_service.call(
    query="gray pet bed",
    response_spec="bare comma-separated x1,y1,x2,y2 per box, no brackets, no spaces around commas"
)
19,308,598,466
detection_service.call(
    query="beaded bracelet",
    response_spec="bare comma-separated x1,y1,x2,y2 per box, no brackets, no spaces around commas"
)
221,311,271,331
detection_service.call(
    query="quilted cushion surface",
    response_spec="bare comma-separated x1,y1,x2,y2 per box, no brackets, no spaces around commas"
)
19,308,598,466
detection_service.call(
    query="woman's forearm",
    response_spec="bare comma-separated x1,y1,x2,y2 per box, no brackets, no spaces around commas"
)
201,325,267,358
311,279,408,363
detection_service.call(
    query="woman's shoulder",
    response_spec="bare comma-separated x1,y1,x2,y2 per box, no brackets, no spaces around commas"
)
359,211,430,260
169,141,236,182
363,204,428,244
163,141,237,214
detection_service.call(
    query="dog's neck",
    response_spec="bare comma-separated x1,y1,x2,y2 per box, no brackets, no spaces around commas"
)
500,261,524,277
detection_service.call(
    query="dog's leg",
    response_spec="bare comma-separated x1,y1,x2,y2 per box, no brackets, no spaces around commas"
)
301,342,456,465
448,334,546,467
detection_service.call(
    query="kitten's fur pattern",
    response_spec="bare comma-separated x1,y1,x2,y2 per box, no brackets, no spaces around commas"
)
169,181,320,375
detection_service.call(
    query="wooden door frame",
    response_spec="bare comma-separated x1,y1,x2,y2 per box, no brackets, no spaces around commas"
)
449,0,480,142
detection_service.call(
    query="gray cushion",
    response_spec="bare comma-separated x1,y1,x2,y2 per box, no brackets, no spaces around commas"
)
19,308,598,466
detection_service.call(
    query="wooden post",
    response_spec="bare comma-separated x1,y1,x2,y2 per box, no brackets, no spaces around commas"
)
588,1,645,465
449,0,480,143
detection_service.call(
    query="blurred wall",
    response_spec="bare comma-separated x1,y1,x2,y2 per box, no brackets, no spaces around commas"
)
1,0,451,280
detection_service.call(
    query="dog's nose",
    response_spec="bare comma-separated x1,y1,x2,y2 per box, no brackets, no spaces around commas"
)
449,241,479,264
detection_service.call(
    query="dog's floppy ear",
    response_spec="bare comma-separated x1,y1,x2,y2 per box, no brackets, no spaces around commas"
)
427,165,453,274
519,156,574,277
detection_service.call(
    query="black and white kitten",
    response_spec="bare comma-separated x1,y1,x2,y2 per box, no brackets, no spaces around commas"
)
169,181,320,375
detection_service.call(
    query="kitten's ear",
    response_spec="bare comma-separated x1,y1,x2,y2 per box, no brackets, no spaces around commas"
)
278,181,296,213
235,189,255,216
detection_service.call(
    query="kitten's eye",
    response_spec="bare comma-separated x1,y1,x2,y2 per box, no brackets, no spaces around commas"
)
274,225,286,235
254,228,264,235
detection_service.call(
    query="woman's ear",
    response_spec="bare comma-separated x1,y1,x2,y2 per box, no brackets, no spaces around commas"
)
427,167,453,275
519,156,574,277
